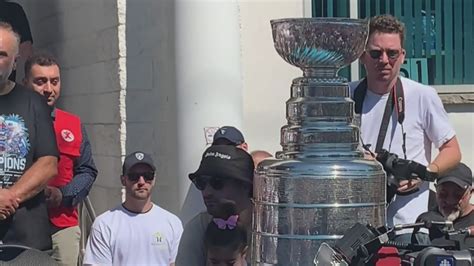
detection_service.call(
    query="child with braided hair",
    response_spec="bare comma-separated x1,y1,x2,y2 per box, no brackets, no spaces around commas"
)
204,201,249,266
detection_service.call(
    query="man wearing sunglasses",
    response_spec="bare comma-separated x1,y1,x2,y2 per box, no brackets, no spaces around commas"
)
180,125,248,225
176,145,254,266
417,163,474,248
84,151,183,266
349,14,461,242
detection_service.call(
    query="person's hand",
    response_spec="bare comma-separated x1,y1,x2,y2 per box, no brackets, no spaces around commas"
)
363,150,377,161
0,188,20,220
397,178,422,193
44,186,63,208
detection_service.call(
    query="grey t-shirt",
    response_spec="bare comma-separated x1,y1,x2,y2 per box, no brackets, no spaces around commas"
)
175,212,211,266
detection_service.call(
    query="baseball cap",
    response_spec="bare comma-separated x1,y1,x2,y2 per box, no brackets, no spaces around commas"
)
212,126,245,145
436,163,473,189
122,151,156,175
189,145,254,184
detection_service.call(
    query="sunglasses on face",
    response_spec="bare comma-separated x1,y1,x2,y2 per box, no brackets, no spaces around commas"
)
192,176,226,191
127,172,155,182
367,49,402,60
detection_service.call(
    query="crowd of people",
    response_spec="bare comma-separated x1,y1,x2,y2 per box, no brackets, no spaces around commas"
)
1,3,473,266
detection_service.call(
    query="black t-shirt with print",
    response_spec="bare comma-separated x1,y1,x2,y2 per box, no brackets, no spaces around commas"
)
418,209,474,249
0,84,58,250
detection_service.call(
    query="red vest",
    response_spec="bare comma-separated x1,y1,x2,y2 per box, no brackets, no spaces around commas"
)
48,108,82,228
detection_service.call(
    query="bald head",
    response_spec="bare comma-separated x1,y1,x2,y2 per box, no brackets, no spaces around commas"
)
250,150,272,169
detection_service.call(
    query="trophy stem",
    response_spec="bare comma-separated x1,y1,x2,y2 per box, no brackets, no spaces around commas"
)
302,67,338,78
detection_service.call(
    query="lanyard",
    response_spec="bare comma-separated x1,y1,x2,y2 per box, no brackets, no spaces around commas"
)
353,78,406,158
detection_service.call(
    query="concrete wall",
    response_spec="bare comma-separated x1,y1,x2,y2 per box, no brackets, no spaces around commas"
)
19,0,123,215
125,0,181,213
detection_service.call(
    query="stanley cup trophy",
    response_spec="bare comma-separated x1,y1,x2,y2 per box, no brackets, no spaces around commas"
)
251,18,386,265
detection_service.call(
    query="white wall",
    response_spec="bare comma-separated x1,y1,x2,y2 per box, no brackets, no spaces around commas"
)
175,0,245,222
445,104,474,169
240,0,304,155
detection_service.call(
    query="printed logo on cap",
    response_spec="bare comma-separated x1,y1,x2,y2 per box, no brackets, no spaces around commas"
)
220,129,226,135
204,151,231,160
135,152,144,160
61,129,74,142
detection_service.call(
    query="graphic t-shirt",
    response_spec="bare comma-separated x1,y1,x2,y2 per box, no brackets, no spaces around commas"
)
0,84,58,250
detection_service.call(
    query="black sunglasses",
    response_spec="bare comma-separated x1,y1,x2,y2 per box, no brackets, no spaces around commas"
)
127,172,155,182
192,176,226,191
367,49,402,60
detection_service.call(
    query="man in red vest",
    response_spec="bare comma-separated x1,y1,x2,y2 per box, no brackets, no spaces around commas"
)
23,53,98,265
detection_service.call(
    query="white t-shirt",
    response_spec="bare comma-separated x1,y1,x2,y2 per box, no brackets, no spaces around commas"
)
83,203,183,266
349,77,456,232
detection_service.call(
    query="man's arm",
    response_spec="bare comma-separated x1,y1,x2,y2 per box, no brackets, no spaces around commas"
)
83,223,113,265
25,91,59,204
399,87,461,193
428,136,461,174
398,137,461,192
9,155,57,203
170,217,184,266
48,126,98,208
422,86,462,174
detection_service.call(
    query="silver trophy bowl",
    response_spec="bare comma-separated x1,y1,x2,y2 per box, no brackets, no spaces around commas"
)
252,18,386,265
271,18,368,76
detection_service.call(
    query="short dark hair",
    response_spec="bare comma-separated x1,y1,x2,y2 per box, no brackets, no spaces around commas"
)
24,52,60,78
204,202,247,253
369,14,405,48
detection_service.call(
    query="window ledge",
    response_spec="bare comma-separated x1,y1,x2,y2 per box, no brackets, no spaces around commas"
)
439,93,474,105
